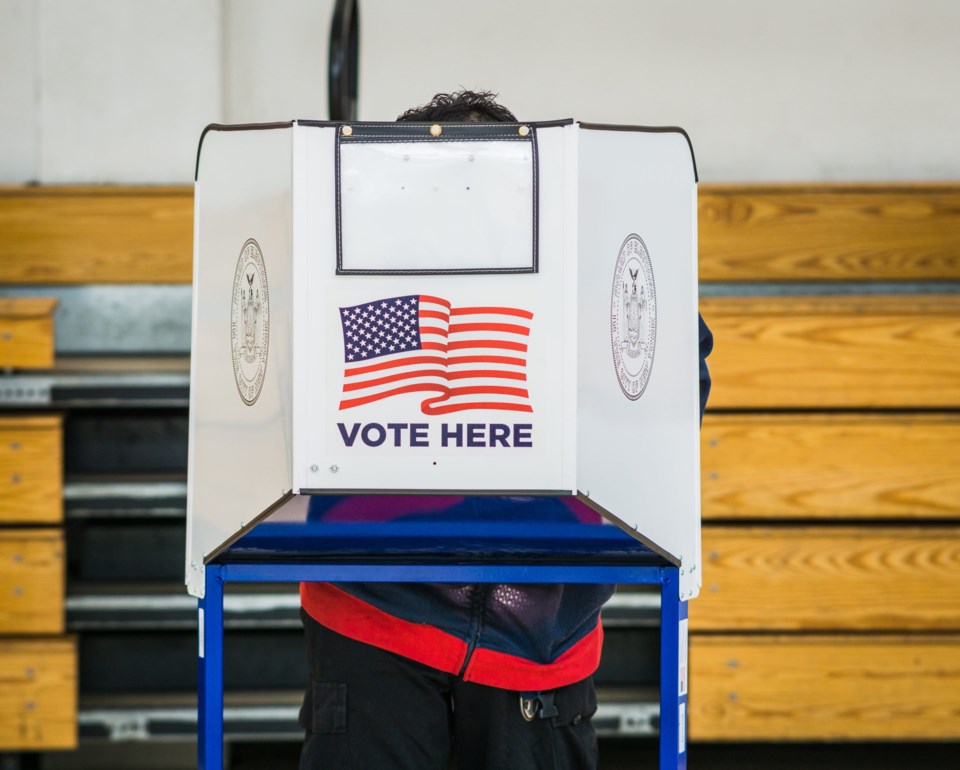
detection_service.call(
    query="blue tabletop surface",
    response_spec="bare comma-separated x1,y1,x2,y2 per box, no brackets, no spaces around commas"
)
217,494,671,566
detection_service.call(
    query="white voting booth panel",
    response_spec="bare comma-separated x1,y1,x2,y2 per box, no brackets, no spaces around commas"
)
577,127,702,596
187,120,700,599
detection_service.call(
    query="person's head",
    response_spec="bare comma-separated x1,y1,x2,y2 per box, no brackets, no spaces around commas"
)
397,90,516,123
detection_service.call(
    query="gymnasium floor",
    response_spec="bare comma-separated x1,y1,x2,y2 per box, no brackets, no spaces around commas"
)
237,740,960,769
42,739,960,769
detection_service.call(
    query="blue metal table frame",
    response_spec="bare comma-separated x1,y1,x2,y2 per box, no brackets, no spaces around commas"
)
198,559,687,769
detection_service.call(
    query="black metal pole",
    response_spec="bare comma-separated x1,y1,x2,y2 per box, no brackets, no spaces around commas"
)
328,0,359,121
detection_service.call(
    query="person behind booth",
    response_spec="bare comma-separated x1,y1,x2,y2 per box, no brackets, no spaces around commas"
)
298,90,714,770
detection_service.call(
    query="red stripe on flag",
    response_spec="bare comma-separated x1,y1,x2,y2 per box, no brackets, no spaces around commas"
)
447,355,526,367
449,322,530,336
445,370,527,382
342,368,446,392
419,295,452,309
446,339,527,352
438,385,529,398
344,355,448,377
339,382,445,410
423,400,534,415
344,365,525,393
450,306,534,320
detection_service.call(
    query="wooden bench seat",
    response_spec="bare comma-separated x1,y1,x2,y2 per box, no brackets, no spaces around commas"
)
3,183,959,284
0,298,58,370
692,526,960,631
0,186,193,284
0,528,65,634
699,295,960,409
701,414,960,519
699,184,960,281
0,416,63,524
689,634,960,740
0,638,76,750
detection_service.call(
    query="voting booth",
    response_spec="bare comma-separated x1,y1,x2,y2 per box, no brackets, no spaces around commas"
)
188,118,700,769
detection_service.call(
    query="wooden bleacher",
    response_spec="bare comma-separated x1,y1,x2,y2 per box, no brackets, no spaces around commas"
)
693,183,960,741
1,182,958,747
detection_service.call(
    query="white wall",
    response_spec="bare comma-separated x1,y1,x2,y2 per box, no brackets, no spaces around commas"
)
0,0,39,181
222,0,332,124
360,0,960,182
38,0,221,184
1,0,957,183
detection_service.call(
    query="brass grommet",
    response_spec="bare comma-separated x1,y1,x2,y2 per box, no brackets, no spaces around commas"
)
341,125,353,137
518,125,530,137
430,124,443,137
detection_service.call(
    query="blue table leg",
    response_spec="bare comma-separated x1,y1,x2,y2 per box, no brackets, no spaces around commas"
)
659,567,688,770
198,565,224,770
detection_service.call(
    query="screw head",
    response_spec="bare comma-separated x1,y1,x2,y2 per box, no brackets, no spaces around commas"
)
329,465,339,473
310,464,319,473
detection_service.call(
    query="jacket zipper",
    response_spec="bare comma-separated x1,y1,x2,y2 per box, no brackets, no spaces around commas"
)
458,584,490,677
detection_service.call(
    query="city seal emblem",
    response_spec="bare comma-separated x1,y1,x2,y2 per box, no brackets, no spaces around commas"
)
610,234,657,400
230,238,270,405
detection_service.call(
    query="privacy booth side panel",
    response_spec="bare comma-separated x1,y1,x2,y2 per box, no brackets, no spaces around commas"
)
292,122,578,494
187,126,296,597
576,127,701,598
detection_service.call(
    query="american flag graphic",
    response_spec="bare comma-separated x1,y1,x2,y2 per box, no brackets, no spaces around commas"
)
338,294,533,415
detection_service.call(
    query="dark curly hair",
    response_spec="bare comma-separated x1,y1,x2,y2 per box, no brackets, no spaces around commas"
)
396,90,517,123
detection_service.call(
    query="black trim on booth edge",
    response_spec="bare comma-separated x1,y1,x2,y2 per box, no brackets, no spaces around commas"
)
297,118,575,130
194,122,295,181
337,122,534,143
195,120,575,182
579,123,699,183
194,119,693,181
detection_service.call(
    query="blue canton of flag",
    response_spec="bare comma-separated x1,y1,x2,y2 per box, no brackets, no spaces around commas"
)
339,295,422,362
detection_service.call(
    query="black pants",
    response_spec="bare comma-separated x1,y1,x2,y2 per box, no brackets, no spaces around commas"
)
299,611,599,770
